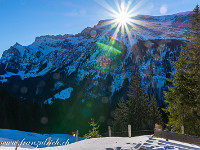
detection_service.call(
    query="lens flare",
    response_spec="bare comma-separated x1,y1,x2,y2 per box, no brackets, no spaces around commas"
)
90,30,97,37
111,23,117,28
110,35,118,41
96,42,122,55
20,86,28,94
160,5,167,15
93,36,124,73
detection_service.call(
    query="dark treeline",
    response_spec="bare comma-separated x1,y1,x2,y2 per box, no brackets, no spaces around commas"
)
0,85,111,136
0,86,43,132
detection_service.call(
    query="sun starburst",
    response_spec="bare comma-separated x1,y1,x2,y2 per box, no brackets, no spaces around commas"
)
96,0,146,46
115,2,131,26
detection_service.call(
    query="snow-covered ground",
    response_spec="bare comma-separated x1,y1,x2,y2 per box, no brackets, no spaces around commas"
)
41,136,200,150
1,130,200,150
0,129,84,149
44,87,73,104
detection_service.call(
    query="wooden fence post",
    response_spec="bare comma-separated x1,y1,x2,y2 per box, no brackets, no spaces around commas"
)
181,125,184,134
108,126,111,137
47,137,51,147
15,139,19,150
128,124,131,138
76,130,78,142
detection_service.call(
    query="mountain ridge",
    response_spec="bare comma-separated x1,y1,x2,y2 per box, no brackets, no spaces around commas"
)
0,11,190,106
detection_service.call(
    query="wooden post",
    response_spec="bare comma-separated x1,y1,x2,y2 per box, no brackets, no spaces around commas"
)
128,124,131,138
155,123,158,131
108,126,111,137
76,130,78,142
181,125,184,134
15,140,19,150
47,137,51,147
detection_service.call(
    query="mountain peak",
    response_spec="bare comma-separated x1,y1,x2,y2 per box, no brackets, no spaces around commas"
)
97,19,112,26
35,34,74,42
13,42,24,50
14,42,22,46
81,27,92,34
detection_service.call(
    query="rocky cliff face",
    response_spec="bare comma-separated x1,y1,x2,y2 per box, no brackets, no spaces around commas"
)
0,12,192,105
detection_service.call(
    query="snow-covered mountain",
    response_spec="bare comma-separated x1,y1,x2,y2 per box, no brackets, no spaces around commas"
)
0,12,192,105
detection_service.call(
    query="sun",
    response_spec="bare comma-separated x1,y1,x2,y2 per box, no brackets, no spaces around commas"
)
96,0,145,46
115,3,131,26
116,11,130,25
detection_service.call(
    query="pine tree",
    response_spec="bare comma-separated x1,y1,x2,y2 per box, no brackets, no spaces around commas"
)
164,5,200,135
148,94,163,129
113,98,129,134
84,118,102,139
164,51,190,133
127,72,148,130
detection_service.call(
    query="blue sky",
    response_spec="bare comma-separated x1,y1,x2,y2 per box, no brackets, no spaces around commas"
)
0,0,199,56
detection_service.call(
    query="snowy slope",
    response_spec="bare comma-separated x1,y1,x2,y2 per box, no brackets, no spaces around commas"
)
44,87,73,104
0,129,84,148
